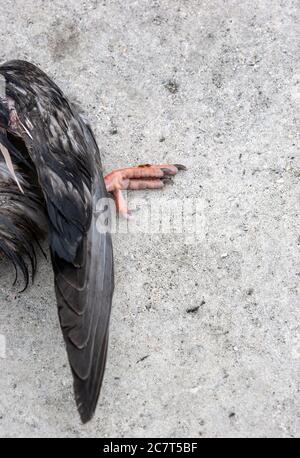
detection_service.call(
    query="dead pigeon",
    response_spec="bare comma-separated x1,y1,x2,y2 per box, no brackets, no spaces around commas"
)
0,60,185,422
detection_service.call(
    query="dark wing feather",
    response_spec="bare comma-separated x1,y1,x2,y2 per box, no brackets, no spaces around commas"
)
0,159,47,289
0,60,114,422
53,181,114,422
53,194,114,421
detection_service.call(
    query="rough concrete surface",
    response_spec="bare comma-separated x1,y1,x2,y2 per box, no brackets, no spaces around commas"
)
0,0,299,438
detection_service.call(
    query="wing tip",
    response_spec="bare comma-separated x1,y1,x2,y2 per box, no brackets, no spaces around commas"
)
78,404,95,424
75,387,100,424
73,333,109,424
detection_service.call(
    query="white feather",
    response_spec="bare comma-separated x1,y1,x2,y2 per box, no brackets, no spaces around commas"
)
0,142,24,193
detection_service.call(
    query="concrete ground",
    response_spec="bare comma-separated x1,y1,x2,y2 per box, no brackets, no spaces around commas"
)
0,0,299,438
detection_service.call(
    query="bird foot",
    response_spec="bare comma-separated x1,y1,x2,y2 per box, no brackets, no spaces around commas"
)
104,164,186,218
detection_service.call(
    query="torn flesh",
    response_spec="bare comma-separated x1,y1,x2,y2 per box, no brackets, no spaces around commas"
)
0,97,29,193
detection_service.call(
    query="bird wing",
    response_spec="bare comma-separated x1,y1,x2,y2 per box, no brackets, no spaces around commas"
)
0,60,114,422
32,107,114,424
52,177,114,423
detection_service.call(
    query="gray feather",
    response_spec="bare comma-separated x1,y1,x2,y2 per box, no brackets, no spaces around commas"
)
0,60,114,423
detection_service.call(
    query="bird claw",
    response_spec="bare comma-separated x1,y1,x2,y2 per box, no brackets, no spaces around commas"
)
104,163,186,218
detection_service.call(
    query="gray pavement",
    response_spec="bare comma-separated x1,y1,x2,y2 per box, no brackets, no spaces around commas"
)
0,0,299,438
